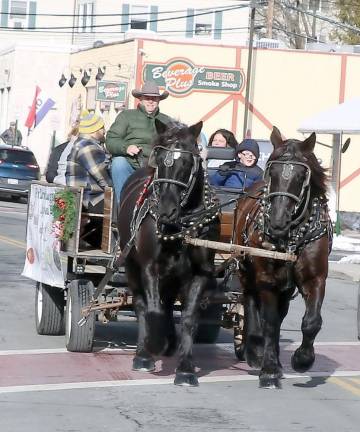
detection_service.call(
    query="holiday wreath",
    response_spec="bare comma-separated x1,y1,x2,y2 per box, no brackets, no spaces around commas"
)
51,190,76,242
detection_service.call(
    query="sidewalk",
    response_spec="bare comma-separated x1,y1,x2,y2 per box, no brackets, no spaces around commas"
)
329,261,360,282
330,230,360,282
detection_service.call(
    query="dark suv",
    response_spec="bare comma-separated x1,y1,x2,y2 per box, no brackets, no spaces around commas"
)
0,144,40,200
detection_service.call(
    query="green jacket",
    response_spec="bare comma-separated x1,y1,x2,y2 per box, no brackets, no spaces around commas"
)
105,104,172,168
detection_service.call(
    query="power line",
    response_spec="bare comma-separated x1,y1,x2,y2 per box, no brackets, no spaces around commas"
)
255,7,327,43
0,3,249,17
0,25,252,36
279,1,360,34
0,4,250,31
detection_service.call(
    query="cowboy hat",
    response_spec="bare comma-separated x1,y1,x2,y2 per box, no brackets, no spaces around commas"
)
132,80,169,100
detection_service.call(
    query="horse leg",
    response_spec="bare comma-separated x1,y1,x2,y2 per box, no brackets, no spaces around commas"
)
174,275,207,387
143,263,169,356
291,277,325,373
132,294,156,372
163,299,178,357
243,292,264,368
258,290,282,389
126,260,155,372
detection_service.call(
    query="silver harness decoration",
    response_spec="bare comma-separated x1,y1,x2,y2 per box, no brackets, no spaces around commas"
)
130,145,220,242
247,159,332,254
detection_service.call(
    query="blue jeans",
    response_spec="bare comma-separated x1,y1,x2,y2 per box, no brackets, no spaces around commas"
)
111,156,135,203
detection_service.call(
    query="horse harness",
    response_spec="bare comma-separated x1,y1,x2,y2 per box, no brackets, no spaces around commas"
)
130,146,220,242
244,159,332,255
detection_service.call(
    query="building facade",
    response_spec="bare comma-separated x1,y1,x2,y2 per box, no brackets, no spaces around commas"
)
0,1,251,50
66,37,360,214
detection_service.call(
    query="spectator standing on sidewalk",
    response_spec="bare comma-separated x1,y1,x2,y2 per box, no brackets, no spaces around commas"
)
1,121,22,146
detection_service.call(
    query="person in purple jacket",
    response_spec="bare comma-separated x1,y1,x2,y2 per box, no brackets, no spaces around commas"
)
210,138,263,190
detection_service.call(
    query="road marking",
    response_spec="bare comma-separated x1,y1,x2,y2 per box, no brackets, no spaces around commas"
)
329,377,360,397
1,341,359,357
1,371,360,395
0,347,136,356
0,234,25,249
349,377,360,386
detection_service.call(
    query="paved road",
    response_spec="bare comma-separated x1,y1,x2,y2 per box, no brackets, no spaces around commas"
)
0,198,359,432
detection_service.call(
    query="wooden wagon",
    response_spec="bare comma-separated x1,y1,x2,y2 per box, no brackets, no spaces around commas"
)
24,181,295,354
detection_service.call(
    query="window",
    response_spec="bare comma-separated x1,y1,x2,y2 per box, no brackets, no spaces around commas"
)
10,1,27,19
0,149,37,165
306,1,329,15
78,1,94,32
130,5,149,30
194,9,213,36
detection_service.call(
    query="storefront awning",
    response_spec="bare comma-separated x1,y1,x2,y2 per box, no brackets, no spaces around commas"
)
298,97,360,134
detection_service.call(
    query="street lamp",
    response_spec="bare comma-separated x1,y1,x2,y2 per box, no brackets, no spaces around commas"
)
81,69,91,86
68,73,77,88
58,73,67,87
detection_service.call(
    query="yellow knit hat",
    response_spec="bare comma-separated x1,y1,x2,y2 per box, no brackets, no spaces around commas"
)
78,110,104,134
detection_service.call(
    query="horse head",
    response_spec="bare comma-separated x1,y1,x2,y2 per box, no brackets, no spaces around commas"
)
263,126,326,242
149,120,203,228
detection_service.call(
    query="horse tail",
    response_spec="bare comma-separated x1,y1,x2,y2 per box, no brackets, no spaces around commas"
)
145,311,169,355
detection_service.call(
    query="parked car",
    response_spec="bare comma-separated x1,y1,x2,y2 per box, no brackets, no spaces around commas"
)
0,143,40,201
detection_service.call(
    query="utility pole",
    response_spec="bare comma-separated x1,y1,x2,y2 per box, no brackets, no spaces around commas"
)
311,0,320,41
243,0,256,139
266,0,275,38
72,0,77,46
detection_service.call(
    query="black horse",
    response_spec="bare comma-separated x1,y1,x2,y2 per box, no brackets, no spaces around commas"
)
234,126,331,388
118,120,220,386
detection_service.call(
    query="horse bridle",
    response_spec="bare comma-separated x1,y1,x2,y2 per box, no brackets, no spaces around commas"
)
263,160,311,230
149,145,201,207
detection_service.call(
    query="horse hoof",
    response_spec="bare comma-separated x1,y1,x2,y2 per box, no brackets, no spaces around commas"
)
291,347,315,373
174,372,199,387
132,356,155,372
259,375,282,389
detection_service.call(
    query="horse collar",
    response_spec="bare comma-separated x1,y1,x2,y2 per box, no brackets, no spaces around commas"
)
254,195,331,253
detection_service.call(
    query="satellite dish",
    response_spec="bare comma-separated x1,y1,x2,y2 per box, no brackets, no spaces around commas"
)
341,138,351,153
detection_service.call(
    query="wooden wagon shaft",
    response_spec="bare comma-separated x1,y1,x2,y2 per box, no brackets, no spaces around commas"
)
184,236,297,262
81,299,128,316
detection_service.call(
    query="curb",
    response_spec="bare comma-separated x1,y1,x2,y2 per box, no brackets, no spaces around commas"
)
328,262,360,282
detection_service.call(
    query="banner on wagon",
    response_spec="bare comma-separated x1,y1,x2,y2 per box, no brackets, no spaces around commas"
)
22,183,65,288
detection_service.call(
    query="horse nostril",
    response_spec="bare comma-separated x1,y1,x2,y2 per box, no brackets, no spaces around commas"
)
159,206,178,223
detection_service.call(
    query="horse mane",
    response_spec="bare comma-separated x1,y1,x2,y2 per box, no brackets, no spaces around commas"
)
269,139,328,198
151,120,205,211
152,121,195,149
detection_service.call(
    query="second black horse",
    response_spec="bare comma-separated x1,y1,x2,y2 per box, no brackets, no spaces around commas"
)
118,120,220,386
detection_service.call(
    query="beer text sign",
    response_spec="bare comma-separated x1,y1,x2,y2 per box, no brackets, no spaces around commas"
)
143,59,244,96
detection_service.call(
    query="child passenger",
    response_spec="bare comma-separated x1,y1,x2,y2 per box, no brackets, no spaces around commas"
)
210,138,263,190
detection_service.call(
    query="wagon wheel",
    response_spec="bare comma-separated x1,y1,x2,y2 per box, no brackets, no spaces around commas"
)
65,279,95,352
35,282,65,335
233,302,245,361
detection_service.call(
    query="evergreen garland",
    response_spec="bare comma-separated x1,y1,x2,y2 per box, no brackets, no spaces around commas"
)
51,190,76,242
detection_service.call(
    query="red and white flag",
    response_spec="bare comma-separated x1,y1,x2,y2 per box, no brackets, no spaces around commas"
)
25,86,55,130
